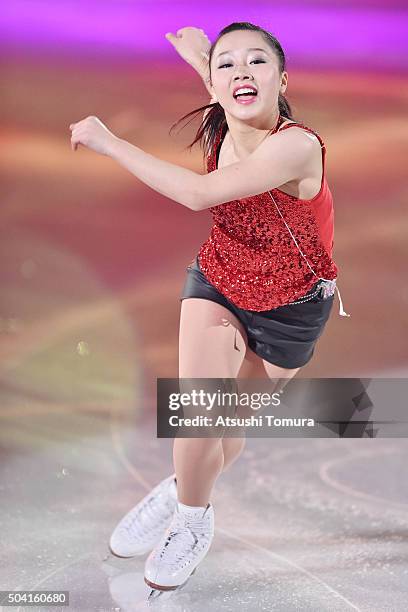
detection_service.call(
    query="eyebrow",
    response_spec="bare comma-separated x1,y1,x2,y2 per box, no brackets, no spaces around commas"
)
216,47,268,59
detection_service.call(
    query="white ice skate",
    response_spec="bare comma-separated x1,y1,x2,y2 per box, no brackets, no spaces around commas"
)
144,502,215,598
109,473,178,557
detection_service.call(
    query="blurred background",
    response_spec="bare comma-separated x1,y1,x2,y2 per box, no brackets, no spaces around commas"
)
1,1,408,610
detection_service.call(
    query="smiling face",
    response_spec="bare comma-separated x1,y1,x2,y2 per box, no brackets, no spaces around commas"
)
209,30,288,126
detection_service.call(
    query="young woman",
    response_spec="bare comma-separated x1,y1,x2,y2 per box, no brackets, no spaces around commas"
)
69,22,350,596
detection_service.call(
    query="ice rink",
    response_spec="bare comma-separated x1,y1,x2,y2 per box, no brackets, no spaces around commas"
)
1,1,408,609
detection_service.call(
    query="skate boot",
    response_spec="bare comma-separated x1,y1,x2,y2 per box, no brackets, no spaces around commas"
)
109,473,178,557
144,501,215,599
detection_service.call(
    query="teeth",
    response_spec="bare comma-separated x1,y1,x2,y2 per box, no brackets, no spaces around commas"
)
234,87,257,97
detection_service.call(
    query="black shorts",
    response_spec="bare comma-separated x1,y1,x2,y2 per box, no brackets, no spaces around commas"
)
180,256,335,369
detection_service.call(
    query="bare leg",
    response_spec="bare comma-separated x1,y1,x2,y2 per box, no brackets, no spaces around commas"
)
221,347,301,471
218,347,265,471
221,436,246,471
176,298,248,506
175,299,302,506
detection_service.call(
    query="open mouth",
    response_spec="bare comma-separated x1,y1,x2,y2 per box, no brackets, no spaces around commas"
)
233,87,258,103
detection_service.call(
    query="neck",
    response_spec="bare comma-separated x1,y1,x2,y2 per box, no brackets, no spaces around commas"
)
225,108,281,158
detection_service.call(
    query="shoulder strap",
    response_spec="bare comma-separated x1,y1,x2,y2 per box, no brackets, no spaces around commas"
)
277,119,298,131
278,120,325,149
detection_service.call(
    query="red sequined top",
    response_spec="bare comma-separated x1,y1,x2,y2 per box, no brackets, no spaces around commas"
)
197,117,339,311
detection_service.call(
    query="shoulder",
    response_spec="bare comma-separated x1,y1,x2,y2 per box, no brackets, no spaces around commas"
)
251,122,320,168
279,120,324,150
278,121,321,146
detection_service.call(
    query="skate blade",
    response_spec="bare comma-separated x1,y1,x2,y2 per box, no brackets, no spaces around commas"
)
145,566,198,599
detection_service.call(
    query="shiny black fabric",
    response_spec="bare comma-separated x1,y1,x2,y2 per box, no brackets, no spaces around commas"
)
180,256,334,368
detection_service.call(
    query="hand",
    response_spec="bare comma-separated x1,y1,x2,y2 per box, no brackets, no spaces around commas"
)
165,27,211,70
69,115,119,156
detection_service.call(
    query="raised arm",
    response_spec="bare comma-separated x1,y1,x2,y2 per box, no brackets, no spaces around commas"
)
165,27,215,104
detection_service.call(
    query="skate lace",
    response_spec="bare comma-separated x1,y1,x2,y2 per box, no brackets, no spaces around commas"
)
123,494,174,538
157,513,210,568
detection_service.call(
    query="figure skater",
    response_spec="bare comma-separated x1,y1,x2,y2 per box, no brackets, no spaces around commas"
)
69,22,350,597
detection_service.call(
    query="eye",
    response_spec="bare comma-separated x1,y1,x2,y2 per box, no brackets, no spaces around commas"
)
218,59,266,69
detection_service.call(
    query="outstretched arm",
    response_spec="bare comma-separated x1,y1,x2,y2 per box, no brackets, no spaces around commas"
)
69,117,316,211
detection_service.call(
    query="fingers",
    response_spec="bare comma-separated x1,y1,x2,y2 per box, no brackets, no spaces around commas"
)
170,27,207,38
165,32,178,46
70,124,74,150
69,123,79,151
69,123,75,151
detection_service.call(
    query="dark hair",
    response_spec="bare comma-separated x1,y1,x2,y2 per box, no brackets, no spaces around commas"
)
169,22,297,159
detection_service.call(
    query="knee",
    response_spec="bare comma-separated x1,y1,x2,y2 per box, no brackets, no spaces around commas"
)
263,364,301,392
174,436,224,461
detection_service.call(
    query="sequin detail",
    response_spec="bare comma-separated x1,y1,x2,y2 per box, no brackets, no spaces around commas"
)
198,118,339,312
